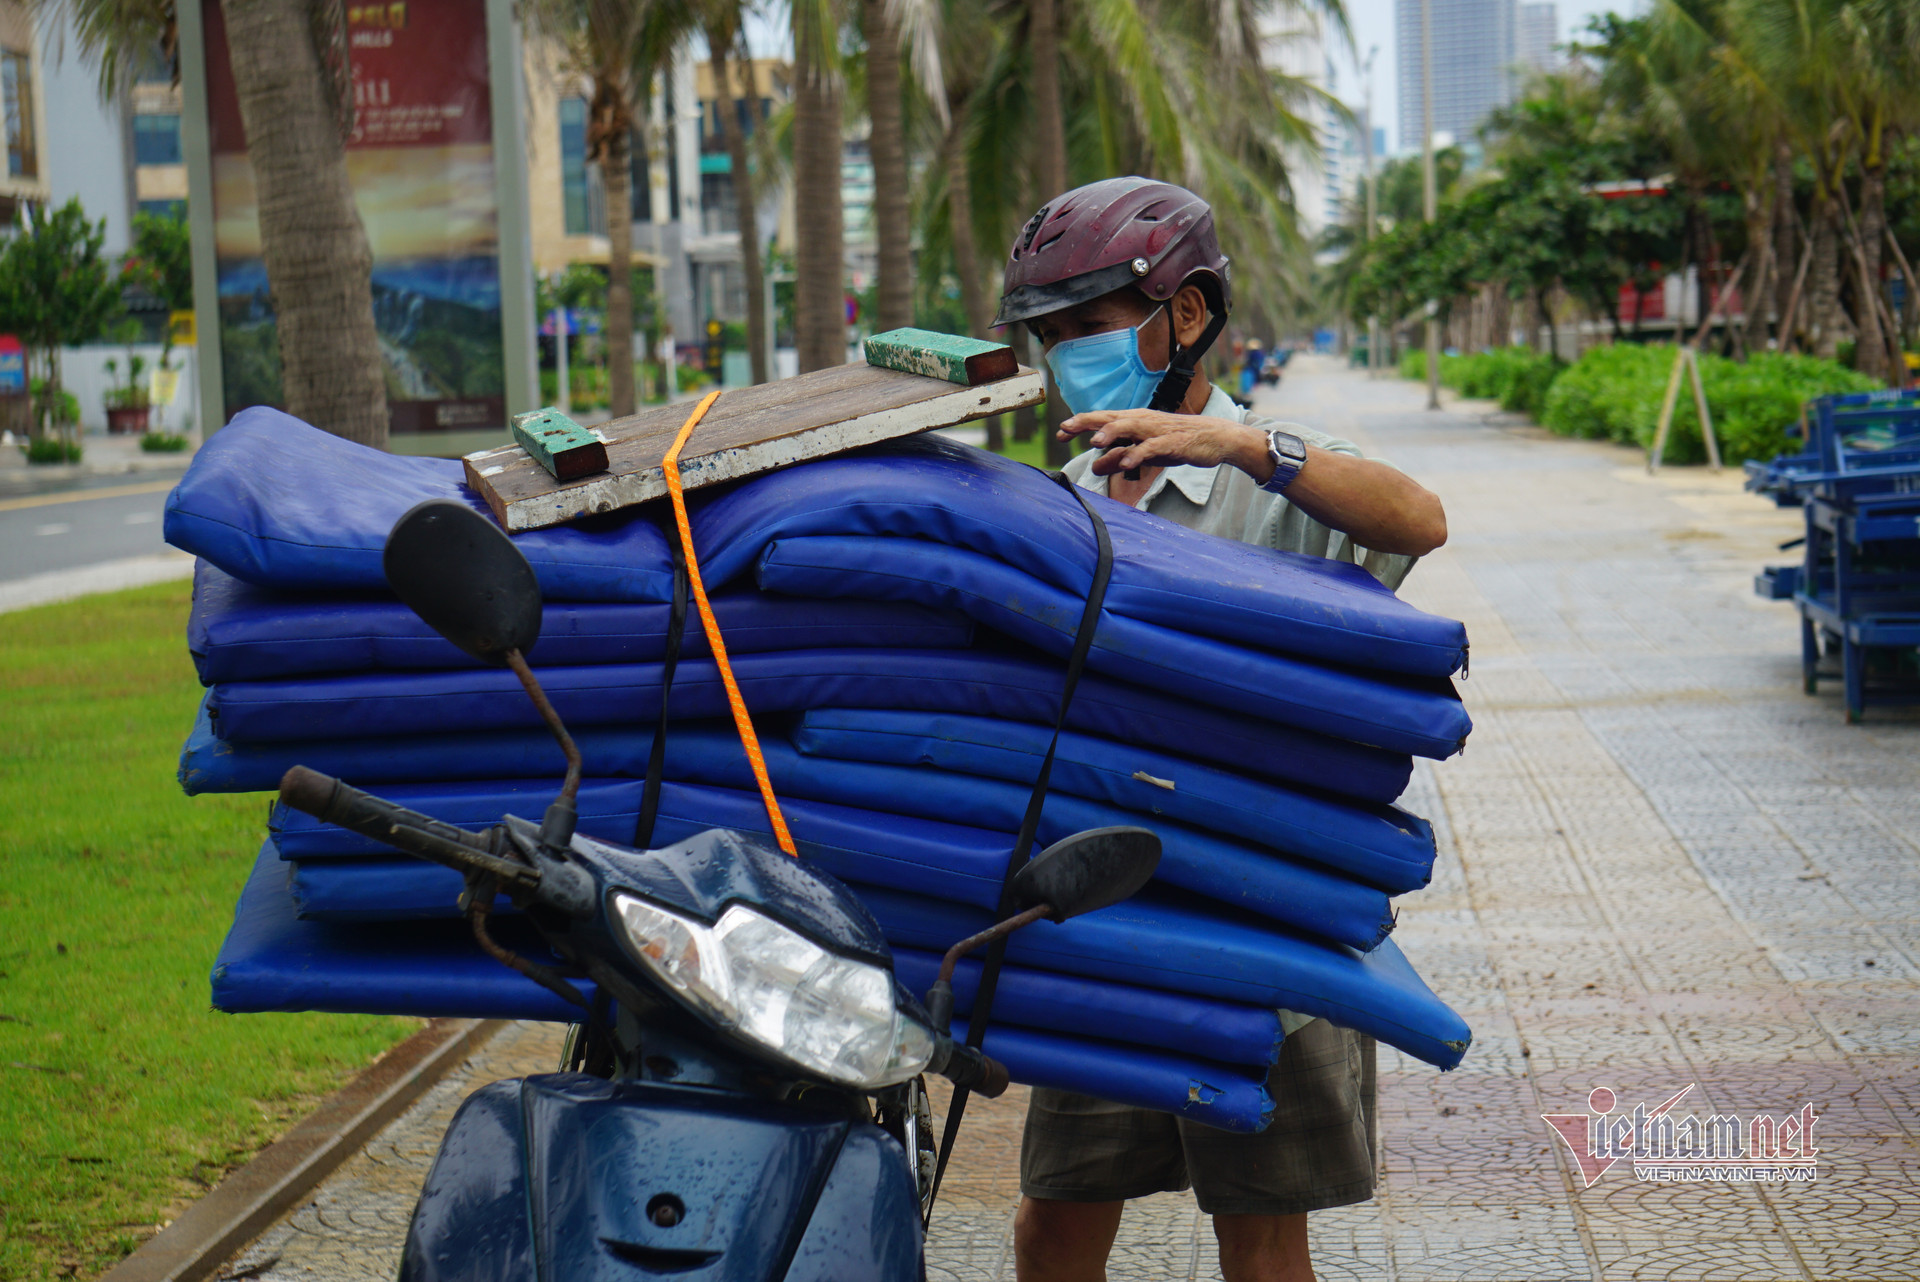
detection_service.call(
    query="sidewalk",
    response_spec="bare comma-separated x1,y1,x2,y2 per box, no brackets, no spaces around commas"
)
0,429,197,494
210,360,1918,1281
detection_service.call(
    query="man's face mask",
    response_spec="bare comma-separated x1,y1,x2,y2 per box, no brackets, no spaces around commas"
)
1044,313,1169,415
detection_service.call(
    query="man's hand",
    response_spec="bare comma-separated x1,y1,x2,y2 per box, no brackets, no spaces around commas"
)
1058,410,1270,480
1059,407,1448,557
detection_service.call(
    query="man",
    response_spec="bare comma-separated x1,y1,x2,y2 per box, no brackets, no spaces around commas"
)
991,177,1447,1282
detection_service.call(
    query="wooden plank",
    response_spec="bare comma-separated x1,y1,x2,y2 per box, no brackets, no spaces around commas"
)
466,360,1044,532
864,327,1016,384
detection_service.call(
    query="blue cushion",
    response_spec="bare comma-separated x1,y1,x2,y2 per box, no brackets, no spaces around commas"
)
792,708,1429,870
690,434,1468,677
855,884,1471,1071
215,845,1274,1128
205,646,1466,763
167,417,1465,680
755,536,1469,756
182,652,1411,803
274,773,1401,947
165,409,674,602
188,560,973,684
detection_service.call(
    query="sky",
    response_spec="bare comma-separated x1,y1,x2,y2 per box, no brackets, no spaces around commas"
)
1329,0,1640,156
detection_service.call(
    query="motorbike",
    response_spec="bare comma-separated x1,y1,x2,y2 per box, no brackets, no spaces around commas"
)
273,498,1162,1281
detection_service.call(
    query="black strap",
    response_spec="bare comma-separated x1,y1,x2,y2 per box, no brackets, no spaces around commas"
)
927,473,1114,1219
634,522,690,848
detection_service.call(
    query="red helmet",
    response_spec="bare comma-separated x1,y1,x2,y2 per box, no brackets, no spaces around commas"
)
992,177,1232,329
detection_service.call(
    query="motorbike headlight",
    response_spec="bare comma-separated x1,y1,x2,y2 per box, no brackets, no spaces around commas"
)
612,894,936,1090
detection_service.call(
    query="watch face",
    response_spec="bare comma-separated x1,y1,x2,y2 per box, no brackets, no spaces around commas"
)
1271,431,1306,463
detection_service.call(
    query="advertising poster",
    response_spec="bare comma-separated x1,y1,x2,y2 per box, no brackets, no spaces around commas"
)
204,0,505,434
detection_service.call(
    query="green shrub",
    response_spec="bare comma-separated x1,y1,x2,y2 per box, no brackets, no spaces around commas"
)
26,436,81,463
1502,357,1562,416
1399,348,1427,381
140,430,189,453
1441,347,1562,413
1539,343,1879,464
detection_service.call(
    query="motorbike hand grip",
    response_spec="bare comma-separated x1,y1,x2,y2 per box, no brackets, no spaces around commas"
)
276,766,532,885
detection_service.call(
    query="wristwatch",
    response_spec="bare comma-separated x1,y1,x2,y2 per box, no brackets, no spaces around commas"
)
1260,428,1308,494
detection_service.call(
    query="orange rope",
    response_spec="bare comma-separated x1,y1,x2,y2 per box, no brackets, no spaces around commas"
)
660,390,797,856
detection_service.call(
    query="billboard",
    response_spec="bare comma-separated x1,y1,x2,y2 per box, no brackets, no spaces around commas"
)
203,0,505,433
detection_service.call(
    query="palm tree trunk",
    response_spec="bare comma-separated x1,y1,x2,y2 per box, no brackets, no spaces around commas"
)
601,121,638,417
1030,0,1066,198
223,0,387,445
1857,164,1901,383
944,102,1000,449
1771,144,1796,347
1029,0,1069,465
865,0,912,332
794,12,845,373
1806,194,1842,360
710,33,770,383
1741,193,1774,358
945,118,988,337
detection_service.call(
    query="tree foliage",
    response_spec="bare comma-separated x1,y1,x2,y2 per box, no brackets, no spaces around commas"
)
0,199,123,439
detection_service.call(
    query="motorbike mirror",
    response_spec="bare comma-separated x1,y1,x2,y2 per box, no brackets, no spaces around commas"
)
384,499,542,665
1009,826,1161,921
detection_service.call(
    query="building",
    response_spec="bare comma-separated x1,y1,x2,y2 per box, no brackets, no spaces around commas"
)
1517,3,1559,77
1395,0,1516,157
522,42,790,356
1256,8,1346,242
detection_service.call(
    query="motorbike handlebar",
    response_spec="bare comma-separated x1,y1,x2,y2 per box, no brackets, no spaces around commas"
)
934,1038,1010,1099
277,765,540,889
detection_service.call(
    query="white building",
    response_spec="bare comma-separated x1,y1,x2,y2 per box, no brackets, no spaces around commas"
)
1257,9,1353,243
1518,3,1560,76
1395,0,1517,157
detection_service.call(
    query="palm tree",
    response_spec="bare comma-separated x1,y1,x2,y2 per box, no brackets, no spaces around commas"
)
864,0,914,331
534,0,698,417
793,0,846,371
703,0,771,382
48,0,390,443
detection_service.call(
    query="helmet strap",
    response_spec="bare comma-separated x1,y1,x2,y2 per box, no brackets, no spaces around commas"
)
1145,297,1226,414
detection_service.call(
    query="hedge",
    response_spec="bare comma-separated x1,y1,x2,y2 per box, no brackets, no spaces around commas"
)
1400,346,1563,417
1538,345,1879,464
1404,341,1882,464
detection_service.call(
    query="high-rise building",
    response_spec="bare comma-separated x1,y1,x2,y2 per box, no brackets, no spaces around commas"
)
1396,0,1517,154
1518,2,1560,76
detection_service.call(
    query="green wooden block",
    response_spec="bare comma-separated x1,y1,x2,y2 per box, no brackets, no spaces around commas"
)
511,407,608,482
864,327,1018,386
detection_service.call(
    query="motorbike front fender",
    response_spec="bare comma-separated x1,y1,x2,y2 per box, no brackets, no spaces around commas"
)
400,1072,921,1282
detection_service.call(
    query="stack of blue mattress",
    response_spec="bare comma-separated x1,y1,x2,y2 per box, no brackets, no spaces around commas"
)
171,409,1476,1133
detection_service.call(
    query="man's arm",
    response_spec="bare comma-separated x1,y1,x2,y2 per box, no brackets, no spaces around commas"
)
1060,408,1449,557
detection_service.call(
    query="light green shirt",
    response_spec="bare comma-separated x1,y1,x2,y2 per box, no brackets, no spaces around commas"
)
1062,385,1420,1036
1060,385,1417,591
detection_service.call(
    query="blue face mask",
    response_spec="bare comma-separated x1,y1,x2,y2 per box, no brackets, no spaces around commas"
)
1045,317,1169,415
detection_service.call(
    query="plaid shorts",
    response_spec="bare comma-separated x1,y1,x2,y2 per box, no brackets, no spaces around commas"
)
1019,1019,1378,1217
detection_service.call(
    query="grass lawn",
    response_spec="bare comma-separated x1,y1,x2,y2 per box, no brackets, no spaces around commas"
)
0,581,418,1280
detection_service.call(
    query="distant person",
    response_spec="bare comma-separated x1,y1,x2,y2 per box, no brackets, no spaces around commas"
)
1241,339,1266,397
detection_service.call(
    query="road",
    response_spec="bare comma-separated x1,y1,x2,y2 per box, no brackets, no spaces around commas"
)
0,475,192,611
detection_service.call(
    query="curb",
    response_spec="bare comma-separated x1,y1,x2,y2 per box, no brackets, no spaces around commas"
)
100,1018,505,1282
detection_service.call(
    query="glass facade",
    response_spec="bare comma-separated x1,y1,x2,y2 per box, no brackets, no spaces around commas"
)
3,50,35,179
134,113,183,166
559,97,605,236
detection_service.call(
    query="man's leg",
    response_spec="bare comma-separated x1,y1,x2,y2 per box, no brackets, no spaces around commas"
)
1013,1196,1125,1282
1213,1212,1313,1282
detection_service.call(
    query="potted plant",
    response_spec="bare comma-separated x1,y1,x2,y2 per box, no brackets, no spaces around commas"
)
103,351,152,433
